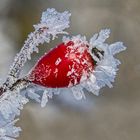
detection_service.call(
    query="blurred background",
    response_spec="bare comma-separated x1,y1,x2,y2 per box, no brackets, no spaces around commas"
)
0,0,140,140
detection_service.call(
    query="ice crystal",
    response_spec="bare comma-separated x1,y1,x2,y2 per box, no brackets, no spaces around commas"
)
27,89,41,103
88,29,126,94
41,90,48,107
0,91,28,140
39,8,71,39
71,86,85,100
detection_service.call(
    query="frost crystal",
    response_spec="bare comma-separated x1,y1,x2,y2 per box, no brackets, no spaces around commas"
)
0,91,28,140
71,86,85,100
39,8,71,39
88,29,126,95
41,90,48,107
27,89,41,103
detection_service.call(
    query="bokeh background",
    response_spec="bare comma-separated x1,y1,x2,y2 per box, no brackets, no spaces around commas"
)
0,0,140,140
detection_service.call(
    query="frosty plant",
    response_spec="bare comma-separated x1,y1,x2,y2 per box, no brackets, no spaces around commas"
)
0,8,126,140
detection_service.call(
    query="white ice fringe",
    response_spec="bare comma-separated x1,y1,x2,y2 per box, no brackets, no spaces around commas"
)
88,29,126,95
70,29,126,96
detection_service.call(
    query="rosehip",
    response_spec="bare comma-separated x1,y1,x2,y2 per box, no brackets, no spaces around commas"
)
28,39,97,88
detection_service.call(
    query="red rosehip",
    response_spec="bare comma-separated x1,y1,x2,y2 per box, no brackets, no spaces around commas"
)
28,40,96,88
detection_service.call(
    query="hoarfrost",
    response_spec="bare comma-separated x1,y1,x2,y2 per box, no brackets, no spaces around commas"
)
87,29,126,94
71,86,85,100
41,90,48,108
0,91,28,140
61,29,126,97
27,89,41,103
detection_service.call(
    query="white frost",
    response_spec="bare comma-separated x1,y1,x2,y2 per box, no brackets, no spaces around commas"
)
41,90,48,108
0,91,28,140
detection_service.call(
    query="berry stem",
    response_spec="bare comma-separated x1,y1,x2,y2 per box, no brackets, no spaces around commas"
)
0,77,30,96
5,27,48,88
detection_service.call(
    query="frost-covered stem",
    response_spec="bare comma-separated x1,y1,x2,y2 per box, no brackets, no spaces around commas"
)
9,28,46,77
9,77,30,91
0,77,30,96
5,27,48,87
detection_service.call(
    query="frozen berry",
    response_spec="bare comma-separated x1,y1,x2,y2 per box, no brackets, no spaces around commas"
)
28,40,96,88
